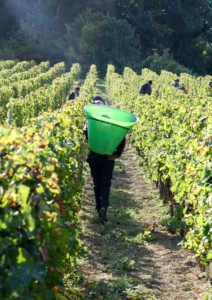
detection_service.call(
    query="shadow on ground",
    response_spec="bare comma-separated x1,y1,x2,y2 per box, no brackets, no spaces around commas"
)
72,155,168,300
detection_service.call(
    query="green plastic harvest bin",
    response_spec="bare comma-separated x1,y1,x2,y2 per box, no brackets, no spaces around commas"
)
84,104,138,155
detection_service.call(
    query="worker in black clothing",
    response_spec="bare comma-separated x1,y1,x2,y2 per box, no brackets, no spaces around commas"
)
139,80,152,95
68,87,80,100
83,99,126,224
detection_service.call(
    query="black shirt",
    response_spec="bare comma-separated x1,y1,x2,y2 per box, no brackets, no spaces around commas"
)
140,83,152,95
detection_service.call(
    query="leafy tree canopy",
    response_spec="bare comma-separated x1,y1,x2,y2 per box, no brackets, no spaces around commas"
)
65,10,141,75
0,0,211,75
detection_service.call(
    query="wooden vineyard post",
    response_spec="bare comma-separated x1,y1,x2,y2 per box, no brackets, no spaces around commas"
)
205,262,212,282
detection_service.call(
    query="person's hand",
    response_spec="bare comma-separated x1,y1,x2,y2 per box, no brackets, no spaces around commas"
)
107,155,117,161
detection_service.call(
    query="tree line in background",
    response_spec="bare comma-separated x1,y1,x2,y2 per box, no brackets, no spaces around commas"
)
0,0,212,76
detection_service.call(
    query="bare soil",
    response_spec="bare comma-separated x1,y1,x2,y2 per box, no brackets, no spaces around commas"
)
69,145,211,300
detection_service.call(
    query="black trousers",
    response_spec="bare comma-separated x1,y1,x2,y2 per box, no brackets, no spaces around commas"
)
88,157,115,212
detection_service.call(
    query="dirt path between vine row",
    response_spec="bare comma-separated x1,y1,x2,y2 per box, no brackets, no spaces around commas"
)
69,145,211,300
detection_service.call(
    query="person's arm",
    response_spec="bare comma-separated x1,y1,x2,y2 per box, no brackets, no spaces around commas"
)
83,122,88,139
115,137,126,158
183,87,187,94
148,86,152,95
108,138,126,160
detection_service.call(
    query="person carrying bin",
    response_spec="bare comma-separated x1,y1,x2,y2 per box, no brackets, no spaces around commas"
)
84,98,138,224
83,97,126,224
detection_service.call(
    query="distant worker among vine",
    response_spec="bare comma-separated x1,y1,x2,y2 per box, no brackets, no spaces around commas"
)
171,79,187,94
92,95,109,106
208,81,212,96
139,80,152,95
68,86,80,100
